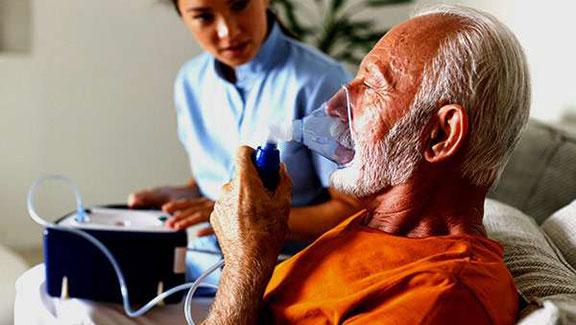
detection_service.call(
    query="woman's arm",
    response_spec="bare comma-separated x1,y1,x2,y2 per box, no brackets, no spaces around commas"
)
288,188,363,242
158,185,362,237
159,186,362,238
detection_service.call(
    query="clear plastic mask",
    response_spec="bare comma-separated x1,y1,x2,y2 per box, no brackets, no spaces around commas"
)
289,85,356,167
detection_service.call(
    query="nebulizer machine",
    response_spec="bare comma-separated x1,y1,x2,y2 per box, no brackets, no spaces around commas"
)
27,85,355,324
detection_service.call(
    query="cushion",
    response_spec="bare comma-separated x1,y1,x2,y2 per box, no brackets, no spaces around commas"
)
488,120,576,224
518,295,576,325
542,199,576,271
483,199,576,300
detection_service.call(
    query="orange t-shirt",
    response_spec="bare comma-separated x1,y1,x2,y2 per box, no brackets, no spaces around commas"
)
263,211,518,324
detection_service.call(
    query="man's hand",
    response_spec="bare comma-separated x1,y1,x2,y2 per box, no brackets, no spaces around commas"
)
205,146,292,325
210,146,292,267
162,198,215,234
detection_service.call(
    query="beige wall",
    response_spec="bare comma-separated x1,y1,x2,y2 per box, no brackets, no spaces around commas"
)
0,0,198,250
0,0,32,51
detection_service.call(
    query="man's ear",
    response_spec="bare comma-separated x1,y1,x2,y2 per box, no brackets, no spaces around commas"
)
424,104,468,163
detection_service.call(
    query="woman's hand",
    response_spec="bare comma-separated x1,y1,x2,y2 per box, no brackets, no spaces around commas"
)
210,146,292,267
127,183,200,209
162,198,215,234
128,189,171,209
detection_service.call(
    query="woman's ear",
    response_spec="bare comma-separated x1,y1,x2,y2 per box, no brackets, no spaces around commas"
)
424,104,468,163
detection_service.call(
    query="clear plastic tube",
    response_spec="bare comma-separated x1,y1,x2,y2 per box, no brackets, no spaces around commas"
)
184,259,224,324
26,175,219,323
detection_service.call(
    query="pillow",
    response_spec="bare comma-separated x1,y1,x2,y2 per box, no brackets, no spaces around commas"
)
483,199,576,300
542,199,576,269
488,120,576,224
518,295,576,325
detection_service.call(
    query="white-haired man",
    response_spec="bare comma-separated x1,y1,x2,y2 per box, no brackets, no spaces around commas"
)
205,4,530,325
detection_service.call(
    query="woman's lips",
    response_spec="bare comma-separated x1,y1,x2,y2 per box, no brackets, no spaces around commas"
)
220,41,250,58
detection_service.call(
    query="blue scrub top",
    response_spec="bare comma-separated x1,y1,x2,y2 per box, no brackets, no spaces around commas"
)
174,22,352,206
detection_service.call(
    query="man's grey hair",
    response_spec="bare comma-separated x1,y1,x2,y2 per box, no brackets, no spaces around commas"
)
407,4,531,187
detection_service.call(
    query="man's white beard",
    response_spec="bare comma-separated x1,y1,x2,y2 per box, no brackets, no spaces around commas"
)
330,110,425,198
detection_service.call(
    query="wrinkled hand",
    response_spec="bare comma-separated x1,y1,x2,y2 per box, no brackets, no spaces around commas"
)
211,146,292,267
162,198,215,234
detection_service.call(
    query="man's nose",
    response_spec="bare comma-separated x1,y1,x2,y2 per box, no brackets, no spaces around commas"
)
217,17,240,40
325,87,351,122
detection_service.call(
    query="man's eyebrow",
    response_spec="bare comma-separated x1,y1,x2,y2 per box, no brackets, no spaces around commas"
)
366,61,391,87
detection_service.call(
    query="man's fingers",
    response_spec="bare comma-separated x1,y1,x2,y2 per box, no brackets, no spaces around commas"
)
234,145,255,169
233,146,260,186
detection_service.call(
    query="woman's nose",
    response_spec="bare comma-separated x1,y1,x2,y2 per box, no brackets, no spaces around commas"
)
216,17,240,40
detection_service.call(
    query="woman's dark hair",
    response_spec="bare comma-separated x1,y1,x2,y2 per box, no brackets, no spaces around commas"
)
169,0,298,40
170,0,181,16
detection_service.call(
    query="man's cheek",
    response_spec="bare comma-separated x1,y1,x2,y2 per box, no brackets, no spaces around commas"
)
353,105,382,140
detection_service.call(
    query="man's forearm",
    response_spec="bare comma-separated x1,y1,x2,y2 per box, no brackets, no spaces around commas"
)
204,257,276,325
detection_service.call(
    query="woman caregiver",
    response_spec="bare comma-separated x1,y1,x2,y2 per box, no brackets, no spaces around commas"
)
128,0,360,278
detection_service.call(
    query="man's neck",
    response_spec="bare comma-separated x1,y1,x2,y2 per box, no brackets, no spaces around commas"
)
363,172,488,238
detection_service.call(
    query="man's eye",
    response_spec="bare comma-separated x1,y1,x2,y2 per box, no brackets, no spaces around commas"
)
363,81,377,91
231,0,249,12
193,13,214,23
365,77,387,92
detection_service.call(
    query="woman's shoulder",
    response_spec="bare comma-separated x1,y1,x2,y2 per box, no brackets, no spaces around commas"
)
176,52,213,84
283,38,349,79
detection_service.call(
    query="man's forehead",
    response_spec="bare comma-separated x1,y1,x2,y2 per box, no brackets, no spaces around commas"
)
363,13,466,78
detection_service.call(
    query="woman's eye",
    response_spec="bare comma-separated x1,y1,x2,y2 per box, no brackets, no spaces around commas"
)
193,13,214,23
231,0,249,12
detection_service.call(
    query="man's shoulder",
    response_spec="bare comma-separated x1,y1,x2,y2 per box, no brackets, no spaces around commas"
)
264,232,517,324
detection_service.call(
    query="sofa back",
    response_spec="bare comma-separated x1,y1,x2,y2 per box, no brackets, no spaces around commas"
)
489,119,576,224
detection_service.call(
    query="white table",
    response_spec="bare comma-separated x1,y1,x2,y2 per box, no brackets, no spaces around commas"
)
0,245,28,325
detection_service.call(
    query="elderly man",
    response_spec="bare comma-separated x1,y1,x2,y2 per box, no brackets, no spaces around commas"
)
205,4,530,325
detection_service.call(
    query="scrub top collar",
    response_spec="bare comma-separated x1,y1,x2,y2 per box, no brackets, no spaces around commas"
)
213,21,289,89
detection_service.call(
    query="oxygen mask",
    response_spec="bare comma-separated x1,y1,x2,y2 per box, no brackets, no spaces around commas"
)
270,85,356,167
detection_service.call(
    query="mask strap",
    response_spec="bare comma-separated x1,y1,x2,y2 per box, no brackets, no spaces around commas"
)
342,85,356,145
